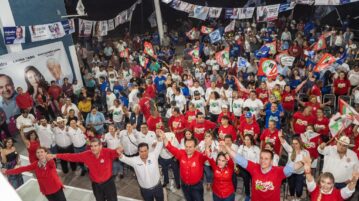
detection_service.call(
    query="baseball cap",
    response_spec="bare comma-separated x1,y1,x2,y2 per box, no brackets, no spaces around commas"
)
245,112,252,118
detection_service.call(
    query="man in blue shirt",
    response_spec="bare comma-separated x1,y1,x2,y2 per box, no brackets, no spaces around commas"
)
154,70,167,94
265,102,281,129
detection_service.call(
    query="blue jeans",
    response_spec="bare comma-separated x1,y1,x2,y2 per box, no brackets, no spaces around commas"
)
181,180,204,201
74,144,87,171
112,159,124,175
140,183,164,201
204,165,213,184
213,193,235,201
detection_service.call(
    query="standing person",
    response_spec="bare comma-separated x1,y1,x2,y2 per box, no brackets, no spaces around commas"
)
103,124,124,178
35,117,56,153
168,107,186,142
162,133,206,201
2,147,67,201
85,107,106,134
189,112,217,141
119,123,139,157
47,138,121,201
119,132,164,201
109,99,125,130
260,120,282,155
278,131,309,201
19,127,40,164
16,109,35,133
0,138,23,188
303,157,358,201
53,117,77,174
147,110,164,132
222,141,306,201
15,87,34,112
135,124,157,152
317,136,359,189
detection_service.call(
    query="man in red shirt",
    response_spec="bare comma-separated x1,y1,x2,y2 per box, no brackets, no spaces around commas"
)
184,103,198,127
48,138,121,201
256,82,269,104
333,71,351,96
260,121,282,155
144,78,156,99
168,107,186,141
162,134,206,201
218,116,237,142
291,106,315,136
15,87,33,111
223,141,305,201
138,93,152,120
314,108,329,141
189,112,217,141
238,112,260,141
147,109,164,131
48,81,63,101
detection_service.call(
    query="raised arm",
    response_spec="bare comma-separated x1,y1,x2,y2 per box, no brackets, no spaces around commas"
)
278,130,293,153
19,127,30,148
48,152,86,163
2,162,37,175
220,141,248,169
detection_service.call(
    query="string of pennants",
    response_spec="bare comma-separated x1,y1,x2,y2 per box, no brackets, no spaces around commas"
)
2,0,141,45
162,0,359,21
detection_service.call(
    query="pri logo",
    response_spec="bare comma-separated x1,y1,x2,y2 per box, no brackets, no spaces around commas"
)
255,180,274,192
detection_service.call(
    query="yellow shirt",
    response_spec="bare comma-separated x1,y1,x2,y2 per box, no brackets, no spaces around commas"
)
78,101,92,113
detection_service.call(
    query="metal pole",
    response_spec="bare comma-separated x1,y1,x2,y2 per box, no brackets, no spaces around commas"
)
153,0,164,45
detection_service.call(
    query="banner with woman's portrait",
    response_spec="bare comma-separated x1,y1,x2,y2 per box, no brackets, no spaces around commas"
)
0,41,81,99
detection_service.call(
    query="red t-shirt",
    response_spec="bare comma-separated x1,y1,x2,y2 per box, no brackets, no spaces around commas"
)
47,85,62,100
144,84,156,99
217,112,235,124
171,65,183,75
305,102,321,113
333,79,350,96
139,97,152,120
309,185,344,201
238,120,260,138
218,125,237,141
314,117,329,136
260,128,281,155
168,115,186,141
256,88,269,104
292,112,315,134
246,161,286,201
310,85,321,97
281,91,295,111
189,120,217,141
166,142,206,185
147,116,164,131
15,92,33,109
303,135,321,159
184,110,198,127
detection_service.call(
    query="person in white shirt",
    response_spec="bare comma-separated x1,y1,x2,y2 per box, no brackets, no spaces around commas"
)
61,98,80,118
16,109,35,133
105,90,117,114
158,131,181,189
128,84,139,111
318,136,359,188
52,117,77,174
207,91,223,122
66,119,87,176
109,99,125,130
135,124,157,152
119,132,164,201
237,134,260,200
190,81,205,97
243,91,264,120
103,124,124,178
230,91,244,118
190,91,206,114
278,131,309,200
205,82,220,101
35,118,55,152
172,87,187,113
119,123,139,157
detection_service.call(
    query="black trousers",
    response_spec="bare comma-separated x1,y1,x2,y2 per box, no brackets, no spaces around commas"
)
0,121,11,138
158,157,180,186
92,177,117,201
288,173,305,197
45,188,67,201
57,145,77,173
181,180,204,201
239,166,251,196
140,183,164,201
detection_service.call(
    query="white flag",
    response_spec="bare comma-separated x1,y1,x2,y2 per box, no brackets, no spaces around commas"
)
224,20,235,33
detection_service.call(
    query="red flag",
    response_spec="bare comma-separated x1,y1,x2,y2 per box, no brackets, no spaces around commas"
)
188,47,201,64
186,28,199,40
144,41,157,59
313,53,336,72
312,35,327,52
257,58,278,78
215,47,230,67
200,26,214,34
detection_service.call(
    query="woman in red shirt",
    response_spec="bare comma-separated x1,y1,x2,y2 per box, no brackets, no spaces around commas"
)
333,71,351,96
288,41,302,59
303,157,358,201
19,127,40,164
2,147,66,201
206,152,235,201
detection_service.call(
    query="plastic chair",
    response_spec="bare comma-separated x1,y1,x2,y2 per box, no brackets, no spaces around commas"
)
323,94,336,111
323,106,333,118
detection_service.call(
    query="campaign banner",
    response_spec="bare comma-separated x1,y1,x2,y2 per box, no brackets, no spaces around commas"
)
208,7,222,18
279,2,296,13
61,19,75,35
189,6,209,20
280,55,295,66
171,0,183,10
256,4,280,22
209,29,222,43
30,22,65,42
238,7,255,19
3,26,26,44
108,19,115,31
0,41,79,95
93,21,108,37
315,0,340,5
184,3,196,13
78,19,93,37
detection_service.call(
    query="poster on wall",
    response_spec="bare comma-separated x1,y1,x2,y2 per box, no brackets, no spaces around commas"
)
61,19,75,35
78,19,93,37
3,26,26,44
0,42,76,96
29,22,65,42
93,21,108,37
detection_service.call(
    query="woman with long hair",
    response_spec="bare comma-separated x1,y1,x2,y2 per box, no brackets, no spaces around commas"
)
19,126,40,164
24,65,49,100
2,147,67,201
0,138,23,188
207,91,223,123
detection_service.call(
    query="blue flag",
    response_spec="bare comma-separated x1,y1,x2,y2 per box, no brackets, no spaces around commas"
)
209,29,222,44
238,57,249,68
255,45,270,59
336,50,348,65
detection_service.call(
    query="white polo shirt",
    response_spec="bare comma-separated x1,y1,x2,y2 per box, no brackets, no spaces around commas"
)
318,145,359,183
119,129,139,155
135,131,157,152
120,142,163,189
67,127,87,148
35,124,55,149
103,132,121,150
53,127,72,148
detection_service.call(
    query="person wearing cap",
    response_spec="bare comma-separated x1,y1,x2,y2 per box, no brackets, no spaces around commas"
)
318,135,359,189
53,117,77,174
238,111,260,142
217,104,235,124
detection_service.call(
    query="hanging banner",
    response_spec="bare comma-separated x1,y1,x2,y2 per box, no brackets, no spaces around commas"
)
225,8,239,19
208,7,222,18
78,19,93,37
296,0,315,4
257,58,278,78
280,55,295,66
162,0,173,4
189,6,209,21
256,4,280,22
171,0,183,10
148,11,157,28
238,7,255,19
0,41,79,93
29,22,65,42
279,2,296,13
177,1,189,12
315,0,340,5
184,3,196,13
93,21,108,37
108,19,115,31
61,19,75,35
3,26,26,44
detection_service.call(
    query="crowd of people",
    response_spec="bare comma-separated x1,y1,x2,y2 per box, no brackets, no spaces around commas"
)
1,15,359,201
